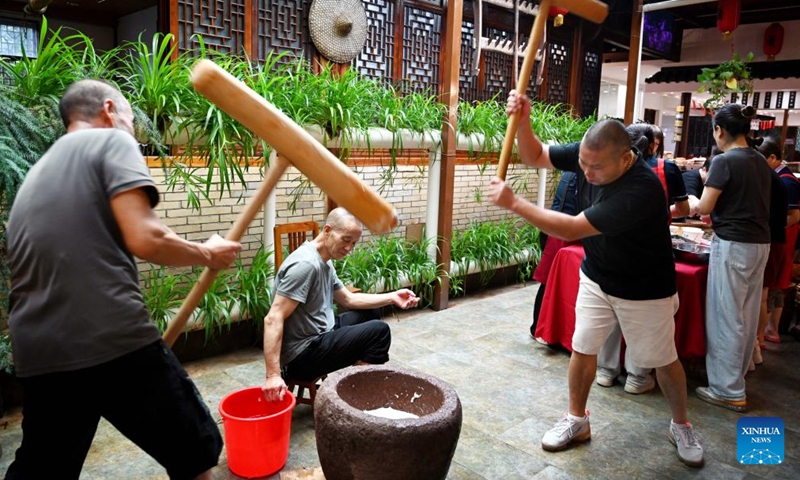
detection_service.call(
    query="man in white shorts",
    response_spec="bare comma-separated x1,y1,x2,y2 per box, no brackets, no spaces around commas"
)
487,92,704,468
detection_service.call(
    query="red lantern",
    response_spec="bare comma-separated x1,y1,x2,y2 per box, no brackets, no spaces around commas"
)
763,23,784,61
717,0,741,41
549,6,569,27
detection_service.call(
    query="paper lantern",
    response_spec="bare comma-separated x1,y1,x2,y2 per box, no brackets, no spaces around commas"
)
717,0,741,41
763,23,784,61
549,6,569,27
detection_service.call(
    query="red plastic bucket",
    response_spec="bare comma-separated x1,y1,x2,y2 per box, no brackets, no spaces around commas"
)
219,387,296,478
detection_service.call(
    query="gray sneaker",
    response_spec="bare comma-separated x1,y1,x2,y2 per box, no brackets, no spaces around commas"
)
542,413,591,451
669,421,704,468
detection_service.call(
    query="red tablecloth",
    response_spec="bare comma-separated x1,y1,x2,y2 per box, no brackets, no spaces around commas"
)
535,245,708,359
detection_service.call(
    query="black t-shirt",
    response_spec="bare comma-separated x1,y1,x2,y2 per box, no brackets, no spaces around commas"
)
549,143,676,300
705,148,771,244
682,169,704,198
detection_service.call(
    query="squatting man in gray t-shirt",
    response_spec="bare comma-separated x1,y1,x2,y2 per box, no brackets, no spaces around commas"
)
262,208,420,401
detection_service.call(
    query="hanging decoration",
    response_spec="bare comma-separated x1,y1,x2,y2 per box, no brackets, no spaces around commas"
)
763,23,784,61
717,0,741,41
549,6,569,27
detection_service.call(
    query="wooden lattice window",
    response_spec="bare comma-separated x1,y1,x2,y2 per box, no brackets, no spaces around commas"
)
482,28,514,101
544,27,572,106
353,0,396,82
256,0,312,64
581,47,602,118
516,30,540,101
458,20,478,103
178,0,246,56
401,5,441,94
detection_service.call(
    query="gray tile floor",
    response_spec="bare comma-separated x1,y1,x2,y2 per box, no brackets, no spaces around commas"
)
1,283,798,479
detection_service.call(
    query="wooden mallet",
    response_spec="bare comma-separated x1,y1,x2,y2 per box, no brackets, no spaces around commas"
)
496,0,609,180
162,60,397,346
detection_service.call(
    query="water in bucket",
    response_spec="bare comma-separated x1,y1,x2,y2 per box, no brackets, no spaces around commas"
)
219,387,296,478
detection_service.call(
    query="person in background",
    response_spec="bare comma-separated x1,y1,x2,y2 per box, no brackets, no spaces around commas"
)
595,123,689,394
489,91,703,468
757,137,800,348
262,208,419,402
683,157,712,201
690,104,771,413
5,79,242,479
529,171,579,342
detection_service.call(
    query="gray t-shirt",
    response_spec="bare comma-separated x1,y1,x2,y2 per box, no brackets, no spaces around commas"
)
275,242,344,366
8,128,161,377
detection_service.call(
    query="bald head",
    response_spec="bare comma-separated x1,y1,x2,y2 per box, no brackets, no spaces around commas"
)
582,119,631,158
59,79,128,129
325,208,361,232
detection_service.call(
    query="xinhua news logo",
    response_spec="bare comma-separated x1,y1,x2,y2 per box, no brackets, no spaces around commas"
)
737,417,784,465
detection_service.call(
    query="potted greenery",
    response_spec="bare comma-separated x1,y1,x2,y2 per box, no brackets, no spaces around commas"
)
697,52,755,109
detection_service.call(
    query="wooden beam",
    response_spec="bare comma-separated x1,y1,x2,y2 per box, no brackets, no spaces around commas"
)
602,51,629,63
432,0,463,311
623,0,643,125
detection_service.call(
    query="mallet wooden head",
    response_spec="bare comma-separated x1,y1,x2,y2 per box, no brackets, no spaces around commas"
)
190,59,398,234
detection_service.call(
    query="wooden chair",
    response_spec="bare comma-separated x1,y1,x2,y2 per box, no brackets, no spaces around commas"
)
285,375,326,409
274,221,320,271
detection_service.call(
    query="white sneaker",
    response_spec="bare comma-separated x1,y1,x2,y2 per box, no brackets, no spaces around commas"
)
669,421,704,468
624,374,656,394
596,375,615,387
542,412,591,451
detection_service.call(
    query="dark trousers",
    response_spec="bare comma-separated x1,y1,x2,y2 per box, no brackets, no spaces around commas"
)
285,308,391,380
5,340,221,480
531,283,547,333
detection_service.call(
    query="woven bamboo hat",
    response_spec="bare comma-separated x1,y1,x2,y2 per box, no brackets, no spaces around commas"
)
309,0,368,63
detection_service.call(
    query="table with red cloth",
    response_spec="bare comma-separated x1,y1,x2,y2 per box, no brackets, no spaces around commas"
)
535,245,708,359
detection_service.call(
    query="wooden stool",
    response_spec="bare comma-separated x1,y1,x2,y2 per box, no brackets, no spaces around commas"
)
286,375,326,409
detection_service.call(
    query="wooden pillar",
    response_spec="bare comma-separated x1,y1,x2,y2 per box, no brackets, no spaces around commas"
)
432,0,463,311
568,21,584,116
393,0,406,85
676,92,692,158
781,109,790,151
246,0,257,60
624,0,643,125
167,0,179,60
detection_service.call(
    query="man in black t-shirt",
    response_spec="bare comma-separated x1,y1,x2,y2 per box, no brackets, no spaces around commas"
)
487,92,704,468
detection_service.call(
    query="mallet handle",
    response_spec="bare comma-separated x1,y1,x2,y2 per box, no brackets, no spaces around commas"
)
497,0,553,180
162,155,290,346
496,0,608,180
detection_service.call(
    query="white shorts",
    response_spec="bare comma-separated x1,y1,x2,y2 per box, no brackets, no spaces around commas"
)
572,270,679,368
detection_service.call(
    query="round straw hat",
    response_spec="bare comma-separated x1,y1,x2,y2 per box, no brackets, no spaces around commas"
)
309,0,368,63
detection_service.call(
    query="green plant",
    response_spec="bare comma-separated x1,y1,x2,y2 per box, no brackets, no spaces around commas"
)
334,235,441,308
0,332,12,374
697,52,755,109
449,220,541,295
141,266,189,333
231,246,275,326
